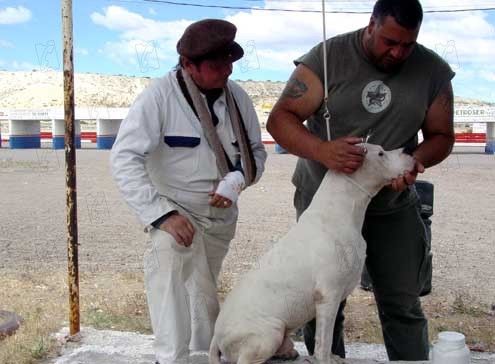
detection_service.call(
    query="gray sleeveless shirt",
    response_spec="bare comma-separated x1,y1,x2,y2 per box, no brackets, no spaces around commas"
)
293,28,455,214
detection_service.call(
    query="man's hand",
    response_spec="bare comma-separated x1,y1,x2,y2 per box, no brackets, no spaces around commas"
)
316,136,366,174
389,159,425,192
158,213,195,247
209,171,245,208
209,192,233,209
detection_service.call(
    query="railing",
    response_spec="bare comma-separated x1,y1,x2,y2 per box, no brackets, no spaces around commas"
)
0,105,493,153
24,131,489,146
454,132,486,144
39,131,97,143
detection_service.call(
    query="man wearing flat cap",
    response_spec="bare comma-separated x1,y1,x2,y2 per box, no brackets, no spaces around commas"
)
111,19,267,364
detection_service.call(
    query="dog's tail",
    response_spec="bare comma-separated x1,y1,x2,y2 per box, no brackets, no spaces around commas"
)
208,336,221,364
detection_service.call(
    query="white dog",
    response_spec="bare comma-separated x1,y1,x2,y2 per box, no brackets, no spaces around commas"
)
209,144,415,364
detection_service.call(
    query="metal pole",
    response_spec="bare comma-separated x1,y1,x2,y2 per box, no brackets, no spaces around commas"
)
321,0,332,141
61,0,80,336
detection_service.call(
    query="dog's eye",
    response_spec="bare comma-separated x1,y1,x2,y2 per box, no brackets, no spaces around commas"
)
378,151,384,156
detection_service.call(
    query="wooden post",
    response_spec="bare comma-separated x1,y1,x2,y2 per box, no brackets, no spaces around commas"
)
61,0,80,336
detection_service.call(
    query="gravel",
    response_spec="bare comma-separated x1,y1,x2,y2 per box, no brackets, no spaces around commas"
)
0,144,494,305
46,327,494,363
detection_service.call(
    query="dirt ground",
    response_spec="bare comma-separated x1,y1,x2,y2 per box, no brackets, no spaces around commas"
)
0,143,494,357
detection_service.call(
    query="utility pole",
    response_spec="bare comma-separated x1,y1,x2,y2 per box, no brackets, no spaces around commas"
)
61,0,80,336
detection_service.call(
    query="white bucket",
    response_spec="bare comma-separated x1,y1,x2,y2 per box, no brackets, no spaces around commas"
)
432,331,470,364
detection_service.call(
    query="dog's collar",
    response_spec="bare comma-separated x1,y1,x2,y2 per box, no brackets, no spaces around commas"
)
343,175,373,199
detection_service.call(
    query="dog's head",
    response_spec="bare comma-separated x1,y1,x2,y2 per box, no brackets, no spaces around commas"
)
354,143,415,193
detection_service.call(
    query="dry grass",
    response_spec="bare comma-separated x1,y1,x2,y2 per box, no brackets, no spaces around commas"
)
1,268,493,364
344,289,495,352
425,293,495,352
0,269,150,364
0,271,66,364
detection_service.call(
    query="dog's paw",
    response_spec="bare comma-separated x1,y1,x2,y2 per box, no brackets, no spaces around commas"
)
271,348,300,361
301,357,318,364
329,354,345,364
308,354,344,364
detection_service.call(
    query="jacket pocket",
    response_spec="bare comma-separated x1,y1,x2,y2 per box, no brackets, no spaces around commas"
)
161,134,201,179
164,136,200,148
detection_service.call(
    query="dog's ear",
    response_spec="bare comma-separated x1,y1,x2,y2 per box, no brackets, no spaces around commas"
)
402,145,415,156
402,138,417,156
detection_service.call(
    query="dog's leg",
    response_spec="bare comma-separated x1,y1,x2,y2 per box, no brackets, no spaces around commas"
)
236,332,284,364
314,297,344,364
272,333,299,360
208,336,221,364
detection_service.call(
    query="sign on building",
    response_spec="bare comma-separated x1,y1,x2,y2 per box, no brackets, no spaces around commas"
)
454,106,495,123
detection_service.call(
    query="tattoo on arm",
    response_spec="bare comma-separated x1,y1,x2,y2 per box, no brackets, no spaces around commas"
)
439,82,454,114
281,77,308,99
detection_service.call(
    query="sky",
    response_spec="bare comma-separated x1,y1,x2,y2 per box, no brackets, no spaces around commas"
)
1,0,495,102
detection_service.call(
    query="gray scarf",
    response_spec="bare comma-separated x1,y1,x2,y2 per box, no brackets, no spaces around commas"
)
181,69,256,186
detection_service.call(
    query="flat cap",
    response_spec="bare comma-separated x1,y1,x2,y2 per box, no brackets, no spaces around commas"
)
177,19,244,62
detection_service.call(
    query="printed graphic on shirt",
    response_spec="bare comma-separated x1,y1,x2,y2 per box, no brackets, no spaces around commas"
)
361,80,391,114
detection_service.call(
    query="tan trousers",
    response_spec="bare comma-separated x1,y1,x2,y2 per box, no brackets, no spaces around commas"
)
144,198,237,364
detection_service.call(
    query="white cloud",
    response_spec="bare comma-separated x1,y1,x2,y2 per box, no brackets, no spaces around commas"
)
91,6,189,41
148,8,157,16
417,12,495,99
0,6,31,25
91,6,193,71
89,5,369,73
0,39,13,48
89,4,495,94
0,59,53,71
11,60,39,70
479,70,495,82
91,6,148,32
98,40,141,66
98,39,176,73
231,4,495,89
75,47,89,56
226,9,369,73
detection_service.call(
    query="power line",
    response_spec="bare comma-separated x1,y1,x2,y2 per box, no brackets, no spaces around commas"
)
141,0,365,13
138,0,495,14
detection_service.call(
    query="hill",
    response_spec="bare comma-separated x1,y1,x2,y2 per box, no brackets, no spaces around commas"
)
0,70,491,122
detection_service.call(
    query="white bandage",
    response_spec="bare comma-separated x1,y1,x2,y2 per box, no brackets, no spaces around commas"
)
215,171,245,203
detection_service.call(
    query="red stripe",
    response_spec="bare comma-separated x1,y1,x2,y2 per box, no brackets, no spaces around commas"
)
2,132,489,145
8,134,41,138
455,132,486,143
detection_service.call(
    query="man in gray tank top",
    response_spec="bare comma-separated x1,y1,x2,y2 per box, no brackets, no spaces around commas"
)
267,0,455,361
